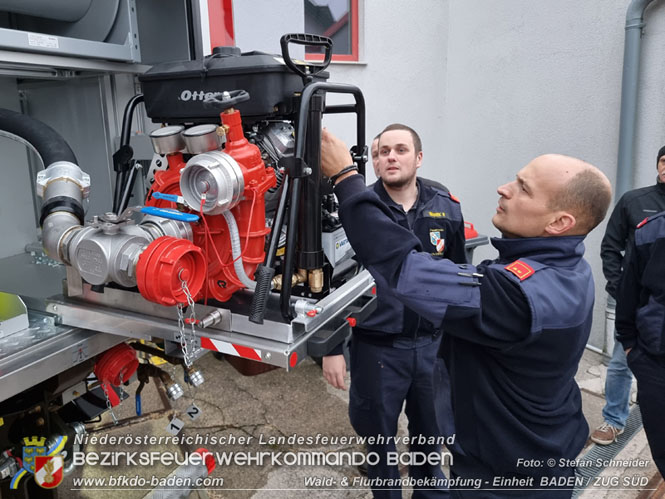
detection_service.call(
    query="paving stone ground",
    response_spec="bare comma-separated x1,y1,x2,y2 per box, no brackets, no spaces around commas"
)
61,349,662,498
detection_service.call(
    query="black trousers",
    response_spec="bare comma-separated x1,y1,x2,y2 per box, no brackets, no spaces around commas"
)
627,346,665,478
349,334,451,498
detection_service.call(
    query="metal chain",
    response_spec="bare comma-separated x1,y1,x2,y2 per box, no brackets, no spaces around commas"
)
177,274,199,368
183,279,198,349
176,302,190,368
101,382,118,425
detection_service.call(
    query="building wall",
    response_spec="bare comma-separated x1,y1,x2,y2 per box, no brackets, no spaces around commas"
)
234,0,665,349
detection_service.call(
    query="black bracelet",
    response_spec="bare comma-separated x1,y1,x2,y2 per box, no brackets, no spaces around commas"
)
328,165,358,186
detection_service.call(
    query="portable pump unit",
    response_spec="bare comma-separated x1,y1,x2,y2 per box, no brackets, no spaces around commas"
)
5,34,375,372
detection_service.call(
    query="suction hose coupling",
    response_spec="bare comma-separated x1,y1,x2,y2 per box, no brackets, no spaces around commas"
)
136,236,207,306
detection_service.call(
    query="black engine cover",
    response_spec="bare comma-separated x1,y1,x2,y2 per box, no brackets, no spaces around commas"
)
139,47,328,124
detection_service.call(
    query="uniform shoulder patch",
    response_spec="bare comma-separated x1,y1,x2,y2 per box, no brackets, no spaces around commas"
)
636,217,649,229
448,192,460,204
504,260,535,281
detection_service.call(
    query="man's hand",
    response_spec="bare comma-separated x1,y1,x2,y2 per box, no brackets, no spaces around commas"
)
321,128,355,179
625,348,632,356
322,354,347,390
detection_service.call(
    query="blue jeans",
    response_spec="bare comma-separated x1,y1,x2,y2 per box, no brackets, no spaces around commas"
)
602,340,633,429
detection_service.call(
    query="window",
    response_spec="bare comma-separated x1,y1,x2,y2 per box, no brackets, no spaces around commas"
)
304,0,359,62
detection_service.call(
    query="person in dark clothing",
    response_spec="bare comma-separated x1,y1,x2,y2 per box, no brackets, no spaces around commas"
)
615,211,665,479
593,145,665,445
320,128,613,498
322,124,466,498
371,134,380,173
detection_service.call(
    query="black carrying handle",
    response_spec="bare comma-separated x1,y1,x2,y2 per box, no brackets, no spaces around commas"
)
280,33,333,78
248,265,275,324
203,89,250,111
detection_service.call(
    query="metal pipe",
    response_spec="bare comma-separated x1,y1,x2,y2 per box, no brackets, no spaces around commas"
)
41,212,79,261
280,177,302,319
252,82,365,322
248,175,289,324
281,82,366,319
615,0,658,199
293,82,366,171
263,178,290,269
298,92,324,271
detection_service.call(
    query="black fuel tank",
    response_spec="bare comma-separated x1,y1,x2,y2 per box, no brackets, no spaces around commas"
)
139,46,328,124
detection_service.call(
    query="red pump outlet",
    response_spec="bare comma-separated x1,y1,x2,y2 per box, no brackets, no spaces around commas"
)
136,236,207,306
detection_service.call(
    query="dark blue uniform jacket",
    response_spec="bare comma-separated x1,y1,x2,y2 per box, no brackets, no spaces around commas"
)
335,174,592,476
616,211,665,356
356,178,466,338
600,181,665,299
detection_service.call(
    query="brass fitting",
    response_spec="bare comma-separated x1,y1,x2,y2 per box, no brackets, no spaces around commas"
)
271,274,283,290
272,269,308,291
297,268,308,282
308,268,324,293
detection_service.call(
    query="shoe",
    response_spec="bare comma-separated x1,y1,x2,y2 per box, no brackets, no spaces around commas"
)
590,422,624,445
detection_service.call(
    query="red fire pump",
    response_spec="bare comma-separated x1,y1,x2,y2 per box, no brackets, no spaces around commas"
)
141,98,276,305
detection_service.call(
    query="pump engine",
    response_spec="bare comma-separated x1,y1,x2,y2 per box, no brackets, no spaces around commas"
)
24,34,375,372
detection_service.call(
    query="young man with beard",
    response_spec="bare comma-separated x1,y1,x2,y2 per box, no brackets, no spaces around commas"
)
322,124,466,498
320,128,612,498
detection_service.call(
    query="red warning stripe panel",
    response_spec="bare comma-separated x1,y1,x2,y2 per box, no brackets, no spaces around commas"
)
232,344,262,362
200,336,216,351
200,336,262,362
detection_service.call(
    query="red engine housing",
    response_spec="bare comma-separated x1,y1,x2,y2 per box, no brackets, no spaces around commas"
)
145,108,276,304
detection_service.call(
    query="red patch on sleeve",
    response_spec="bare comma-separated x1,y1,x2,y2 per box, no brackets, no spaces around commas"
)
637,217,648,228
504,260,535,281
449,193,460,203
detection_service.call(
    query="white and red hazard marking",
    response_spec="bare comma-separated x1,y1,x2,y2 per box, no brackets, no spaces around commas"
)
35,456,63,489
200,337,262,361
